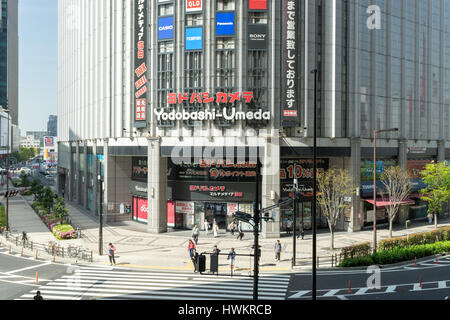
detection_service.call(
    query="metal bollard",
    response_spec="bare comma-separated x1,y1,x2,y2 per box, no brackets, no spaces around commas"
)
90,251,93,263
317,256,319,268
62,247,64,258
31,241,33,251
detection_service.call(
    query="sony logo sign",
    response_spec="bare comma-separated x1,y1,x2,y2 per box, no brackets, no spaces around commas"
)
249,33,266,40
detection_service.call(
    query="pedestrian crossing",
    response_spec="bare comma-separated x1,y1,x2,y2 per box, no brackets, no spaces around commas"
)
15,265,291,300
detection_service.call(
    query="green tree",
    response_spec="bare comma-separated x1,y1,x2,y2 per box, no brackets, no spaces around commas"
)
420,161,450,229
30,179,44,201
19,172,31,188
54,197,69,220
41,187,55,212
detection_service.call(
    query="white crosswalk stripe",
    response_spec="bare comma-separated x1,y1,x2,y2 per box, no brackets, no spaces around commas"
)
16,266,291,300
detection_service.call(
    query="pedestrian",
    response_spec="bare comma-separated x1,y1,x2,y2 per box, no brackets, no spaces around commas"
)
297,223,304,239
204,219,209,234
228,220,236,236
227,248,236,274
286,218,292,235
213,219,219,238
192,224,200,245
108,243,116,266
274,240,282,262
237,222,244,240
33,291,43,300
62,187,65,199
427,213,433,224
213,245,221,255
188,239,196,260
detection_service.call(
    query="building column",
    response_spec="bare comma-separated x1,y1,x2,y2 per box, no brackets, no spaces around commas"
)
261,133,281,239
349,138,361,232
147,137,167,234
84,142,89,209
103,139,109,216
398,139,408,170
68,142,74,202
75,143,80,204
437,140,446,163
92,141,98,216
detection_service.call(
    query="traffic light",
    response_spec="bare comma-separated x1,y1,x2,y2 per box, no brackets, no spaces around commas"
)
126,205,131,214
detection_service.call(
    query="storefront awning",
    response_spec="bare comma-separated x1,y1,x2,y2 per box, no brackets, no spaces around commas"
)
365,198,415,207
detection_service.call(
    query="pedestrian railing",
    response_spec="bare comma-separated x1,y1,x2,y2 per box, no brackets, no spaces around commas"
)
293,253,342,268
0,230,93,263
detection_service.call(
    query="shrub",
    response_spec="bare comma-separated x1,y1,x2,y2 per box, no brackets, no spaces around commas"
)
53,224,76,240
340,242,371,259
340,256,374,268
340,241,450,267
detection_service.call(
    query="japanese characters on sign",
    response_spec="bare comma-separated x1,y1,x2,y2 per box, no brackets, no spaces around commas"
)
134,0,148,126
281,0,300,127
167,92,253,105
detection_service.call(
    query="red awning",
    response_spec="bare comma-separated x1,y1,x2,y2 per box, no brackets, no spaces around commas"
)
365,198,415,207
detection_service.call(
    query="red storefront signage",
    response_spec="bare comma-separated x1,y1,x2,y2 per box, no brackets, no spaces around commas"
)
407,160,432,178
249,0,267,10
167,92,253,105
189,185,243,198
133,197,148,223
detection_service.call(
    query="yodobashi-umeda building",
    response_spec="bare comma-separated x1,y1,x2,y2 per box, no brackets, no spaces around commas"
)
57,0,450,238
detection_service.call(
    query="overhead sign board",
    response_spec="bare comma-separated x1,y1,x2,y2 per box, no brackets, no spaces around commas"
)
216,12,235,36
186,0,202,12
185,27,203,50
158,16,174,40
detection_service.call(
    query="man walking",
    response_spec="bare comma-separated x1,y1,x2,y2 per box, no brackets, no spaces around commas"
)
108,243,116,266
227,248,236,275
297,222,304,240
237,222,244,240
286,218,292,235
192,224,200,245
274,240,282,262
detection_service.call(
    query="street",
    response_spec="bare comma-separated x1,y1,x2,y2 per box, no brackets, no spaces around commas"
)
287,255,450,300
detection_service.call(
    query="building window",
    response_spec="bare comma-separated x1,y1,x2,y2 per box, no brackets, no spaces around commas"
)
248,12,267,24
216,0,235,11
183,51,204,127
186,14,203,26
157,42,175,127
215,38,235,127
158,3,174,16
247,50,268,127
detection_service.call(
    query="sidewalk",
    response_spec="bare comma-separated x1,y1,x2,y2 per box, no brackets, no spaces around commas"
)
5,176,450,273
60,200,450,272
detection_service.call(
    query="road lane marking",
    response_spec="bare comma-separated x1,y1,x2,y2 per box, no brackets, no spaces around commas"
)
323,289,341,297
5,261,51,274
288,290,310,299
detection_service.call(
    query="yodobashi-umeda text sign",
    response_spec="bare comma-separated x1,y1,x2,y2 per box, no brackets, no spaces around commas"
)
134,0,148,128
281,0,300,127
156,91,271,122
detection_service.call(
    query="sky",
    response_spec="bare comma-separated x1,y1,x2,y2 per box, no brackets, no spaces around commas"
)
18,0,57,135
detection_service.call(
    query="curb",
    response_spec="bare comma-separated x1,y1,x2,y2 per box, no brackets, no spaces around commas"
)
295,251,450,272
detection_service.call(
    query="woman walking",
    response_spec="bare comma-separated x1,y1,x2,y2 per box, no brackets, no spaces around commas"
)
204,219,209,235
108,243,116,266
213,219,219,238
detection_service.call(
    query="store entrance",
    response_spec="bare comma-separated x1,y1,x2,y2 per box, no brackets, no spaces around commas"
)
204,203,227,230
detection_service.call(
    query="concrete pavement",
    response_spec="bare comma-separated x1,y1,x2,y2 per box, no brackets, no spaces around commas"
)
4,177,450,273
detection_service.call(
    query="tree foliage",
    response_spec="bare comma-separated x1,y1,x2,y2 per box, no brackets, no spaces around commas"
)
420,161,450,228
